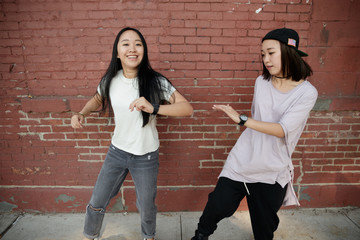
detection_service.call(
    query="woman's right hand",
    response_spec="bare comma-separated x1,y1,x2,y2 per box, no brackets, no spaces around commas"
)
212,104,240,124
71,113,85,129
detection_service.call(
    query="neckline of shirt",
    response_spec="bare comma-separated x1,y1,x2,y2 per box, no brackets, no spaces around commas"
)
269,78,307,95
119,70,138,82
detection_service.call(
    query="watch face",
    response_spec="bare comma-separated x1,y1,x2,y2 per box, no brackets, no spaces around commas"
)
240,115,248,121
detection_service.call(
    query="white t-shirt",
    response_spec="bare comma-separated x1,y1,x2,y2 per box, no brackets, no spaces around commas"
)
97,70,176,155
219,75,318,206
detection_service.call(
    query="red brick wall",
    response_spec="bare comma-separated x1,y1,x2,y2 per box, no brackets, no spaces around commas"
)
1,0,359,213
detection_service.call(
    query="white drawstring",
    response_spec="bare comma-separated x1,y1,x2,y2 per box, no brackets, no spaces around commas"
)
244,182,250,195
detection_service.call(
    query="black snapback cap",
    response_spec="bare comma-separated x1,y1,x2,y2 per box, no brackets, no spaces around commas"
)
262,28,308,57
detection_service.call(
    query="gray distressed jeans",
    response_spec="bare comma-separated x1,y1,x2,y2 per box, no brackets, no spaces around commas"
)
83,144,159,239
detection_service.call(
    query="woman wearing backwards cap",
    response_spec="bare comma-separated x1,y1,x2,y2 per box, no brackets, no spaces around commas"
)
191,28,318,240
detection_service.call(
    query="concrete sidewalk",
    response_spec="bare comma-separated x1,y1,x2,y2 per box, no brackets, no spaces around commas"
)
1,208,359,240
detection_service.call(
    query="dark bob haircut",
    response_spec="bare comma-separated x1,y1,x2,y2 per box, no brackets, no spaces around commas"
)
262,41,313,81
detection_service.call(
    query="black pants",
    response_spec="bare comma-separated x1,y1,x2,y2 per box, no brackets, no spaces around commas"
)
197,177,287,240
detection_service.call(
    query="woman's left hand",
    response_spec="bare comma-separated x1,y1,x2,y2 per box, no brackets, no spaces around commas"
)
129,97,154,114
213,104,240,124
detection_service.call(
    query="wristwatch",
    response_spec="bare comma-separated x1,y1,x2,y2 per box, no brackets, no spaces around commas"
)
238,114,248,126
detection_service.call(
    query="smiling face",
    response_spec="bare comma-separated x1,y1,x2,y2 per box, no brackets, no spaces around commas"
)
117,30,144,74
261,39,283,77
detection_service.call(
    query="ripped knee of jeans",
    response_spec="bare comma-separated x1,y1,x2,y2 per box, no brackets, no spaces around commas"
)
87,204,105,214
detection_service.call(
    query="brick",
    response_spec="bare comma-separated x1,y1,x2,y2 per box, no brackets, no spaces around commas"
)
170,61,196,70
287,4,311,13
197,28,222,37
211,36,236,45
308,172,359,185
185,20,210,28
210,3,238,11
343,166,360,171
170,44,196,53
221,62,243,70
211,21,236,29
311,0,351,21
314,47,359,71
169,20,185,28
236,37,261,46
262,4,287,13
1,3,18,12
197,12,223,20
298,185,359,207
197,62,221,70
21,98,69,113
210,53,236,62
185,36,211,45
307,124,329,131
72,2,99,11
329,124,351,131
185,3,211,11
235,20,261,30
285,21,310,31
170,28,196,36
159,36,184,44
345,152,360,158
334,159,356,165
184,70,210,78
222,29,246,37
201,161,225,168
171,11,196,20
349,0,360,21
158,3,184,10
0,38,23,47
124,1,157,10
330,98,360,111
249,12,274,21
223,12,248,21
184,53,209,62
311,72,358,96
274,13,300,21
276,0,302,3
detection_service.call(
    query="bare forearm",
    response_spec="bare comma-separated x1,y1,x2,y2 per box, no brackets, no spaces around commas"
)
157,101,193,117
79,94,102,116
245,118,285,138
212,104,284,138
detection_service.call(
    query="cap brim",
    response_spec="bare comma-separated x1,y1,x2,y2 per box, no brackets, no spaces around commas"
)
297,49,308,57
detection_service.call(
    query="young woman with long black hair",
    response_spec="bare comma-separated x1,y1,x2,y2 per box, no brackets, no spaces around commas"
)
71,27,193,240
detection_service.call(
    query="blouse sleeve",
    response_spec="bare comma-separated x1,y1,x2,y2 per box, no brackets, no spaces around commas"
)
279,85,318,157
251,76,261,116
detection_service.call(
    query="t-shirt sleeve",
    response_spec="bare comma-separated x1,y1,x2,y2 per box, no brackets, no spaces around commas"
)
159,77,176,102
279,84,318,156
97,84,102,96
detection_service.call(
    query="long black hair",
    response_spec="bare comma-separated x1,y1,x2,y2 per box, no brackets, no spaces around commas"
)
262,41,313,81
98,27,173,127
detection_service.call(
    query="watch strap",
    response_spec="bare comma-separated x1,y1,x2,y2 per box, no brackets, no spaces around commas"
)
152,103,159,115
